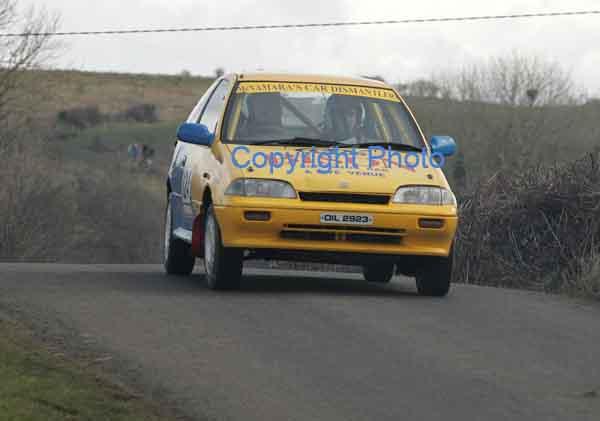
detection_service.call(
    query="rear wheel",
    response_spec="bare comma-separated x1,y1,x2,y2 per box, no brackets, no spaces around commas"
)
204,204,243,290
415,250,453,297
164,199,195,276
362,263,394,283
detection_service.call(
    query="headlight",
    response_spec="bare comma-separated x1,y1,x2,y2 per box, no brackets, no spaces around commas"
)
392,186,456,206
225,179,297,199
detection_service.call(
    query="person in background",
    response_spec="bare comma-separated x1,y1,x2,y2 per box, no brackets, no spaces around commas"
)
127,143,139,161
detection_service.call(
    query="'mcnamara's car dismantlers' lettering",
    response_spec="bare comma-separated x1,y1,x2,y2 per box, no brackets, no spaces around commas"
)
164,73,459,296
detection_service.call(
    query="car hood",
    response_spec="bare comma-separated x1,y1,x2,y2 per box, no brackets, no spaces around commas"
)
224,145,450,194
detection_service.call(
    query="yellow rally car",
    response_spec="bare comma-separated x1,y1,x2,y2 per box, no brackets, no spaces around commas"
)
164,73,458,296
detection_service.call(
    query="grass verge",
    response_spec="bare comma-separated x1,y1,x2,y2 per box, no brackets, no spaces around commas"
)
0,318,172,421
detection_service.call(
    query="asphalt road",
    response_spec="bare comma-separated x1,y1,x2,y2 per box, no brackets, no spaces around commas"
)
1,264,599,421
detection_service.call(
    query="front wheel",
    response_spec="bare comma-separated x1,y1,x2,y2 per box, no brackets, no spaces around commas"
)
415,250,453,297
204,205,243,290
164,199,195,276
362,263,394,283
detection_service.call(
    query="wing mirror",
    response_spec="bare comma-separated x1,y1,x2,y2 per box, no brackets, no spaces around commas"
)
177,123,214,146
430,136,456,157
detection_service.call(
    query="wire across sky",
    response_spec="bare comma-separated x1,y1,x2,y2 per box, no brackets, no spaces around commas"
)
0,10,599,38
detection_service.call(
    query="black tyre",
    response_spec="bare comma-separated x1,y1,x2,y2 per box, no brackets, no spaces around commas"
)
415,250,453,297
203,204,243,290
362,263,394,283
164,199,195,276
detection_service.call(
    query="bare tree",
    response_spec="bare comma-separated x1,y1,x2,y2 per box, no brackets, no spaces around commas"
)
0,0,58,151
426,52,586,173
396,79,441,98
435,52,581,106
435,66,485,102
487,53,580,106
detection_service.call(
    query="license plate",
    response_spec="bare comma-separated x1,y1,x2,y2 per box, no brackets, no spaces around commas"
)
320,213,374,226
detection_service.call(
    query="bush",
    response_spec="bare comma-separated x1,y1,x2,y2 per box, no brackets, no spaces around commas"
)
57,106,104,129
56,104,159,129
64,164,162,263
0,146,162,263
455,152,600,298
119,104,158,123
0,148,78,261
562,252,600,299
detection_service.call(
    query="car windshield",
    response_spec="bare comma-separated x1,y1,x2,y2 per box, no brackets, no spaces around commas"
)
222,81,425,148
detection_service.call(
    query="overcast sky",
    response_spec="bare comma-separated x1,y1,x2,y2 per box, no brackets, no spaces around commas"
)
25,0,600,96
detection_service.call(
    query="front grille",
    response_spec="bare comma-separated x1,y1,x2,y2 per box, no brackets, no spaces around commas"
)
282,231,336,241
298,192,390,205
281,223,404,244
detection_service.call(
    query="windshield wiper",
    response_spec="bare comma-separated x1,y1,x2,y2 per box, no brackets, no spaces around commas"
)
251,137,341,147
338,142,423,152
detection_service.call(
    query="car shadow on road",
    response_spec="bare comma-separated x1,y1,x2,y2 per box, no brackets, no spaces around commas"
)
236,273,418,297
102,268,420,298
145,269,420,298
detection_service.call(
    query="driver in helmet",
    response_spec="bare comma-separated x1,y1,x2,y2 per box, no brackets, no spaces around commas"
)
324,95,365,144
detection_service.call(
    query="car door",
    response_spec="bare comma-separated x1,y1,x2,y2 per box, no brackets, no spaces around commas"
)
189,78,232,209
175,79,232,236
168,79,221,239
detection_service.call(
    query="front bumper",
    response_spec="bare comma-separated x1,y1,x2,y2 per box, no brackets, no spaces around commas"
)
214,199,457,258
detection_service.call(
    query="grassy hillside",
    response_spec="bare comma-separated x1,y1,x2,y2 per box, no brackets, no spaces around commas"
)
33,69,214,123
50,122,178,171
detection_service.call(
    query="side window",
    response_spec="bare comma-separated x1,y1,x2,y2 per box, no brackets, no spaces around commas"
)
187,80,220,123
199,80,231,134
